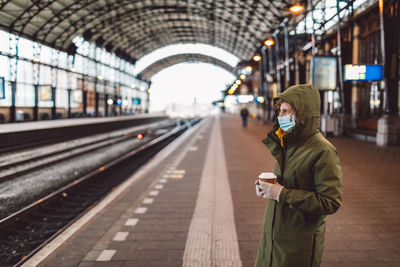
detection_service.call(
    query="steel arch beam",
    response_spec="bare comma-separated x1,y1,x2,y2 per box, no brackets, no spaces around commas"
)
0,0,291,63
139,53,235,80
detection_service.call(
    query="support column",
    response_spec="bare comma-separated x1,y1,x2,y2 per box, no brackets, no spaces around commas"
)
333,0,346,137
145,90,150,114
336,0,345,114
67,89,71,118
95,91,99,116
283,20,291,88
8,35,19,123
10,81,16,123
51,86,56,119
274,33,282,93
104,93,109,117
33,84,39,121
377,0,400,146
350,23,360,129
267,45,274,121
293,22,300,85
32,44,41,121
83,90,87,116
260,46,268,123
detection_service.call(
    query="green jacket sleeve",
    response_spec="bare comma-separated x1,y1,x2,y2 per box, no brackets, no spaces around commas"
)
278,148,343,215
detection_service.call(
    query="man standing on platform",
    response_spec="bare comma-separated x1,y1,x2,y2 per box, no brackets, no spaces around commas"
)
254,84,343,267
240,106,250,128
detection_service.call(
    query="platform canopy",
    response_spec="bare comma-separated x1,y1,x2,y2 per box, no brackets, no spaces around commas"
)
0,0,291,64
139,53,235,80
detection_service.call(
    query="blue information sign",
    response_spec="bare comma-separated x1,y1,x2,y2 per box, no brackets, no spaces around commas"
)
344,64,383,81
132,97,141,105
0,77,4,99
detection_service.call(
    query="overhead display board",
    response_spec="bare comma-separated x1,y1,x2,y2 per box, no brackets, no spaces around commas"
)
310,56,337,91
344,64,383,81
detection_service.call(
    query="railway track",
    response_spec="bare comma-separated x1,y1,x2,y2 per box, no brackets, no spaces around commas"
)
0,119,177,183
0,118,201,266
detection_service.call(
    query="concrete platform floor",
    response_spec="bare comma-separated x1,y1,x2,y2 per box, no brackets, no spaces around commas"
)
222,114,400,267
26,114,400,267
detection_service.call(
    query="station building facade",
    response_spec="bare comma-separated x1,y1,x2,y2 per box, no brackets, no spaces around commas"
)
0,33,150,123
226,0,399,146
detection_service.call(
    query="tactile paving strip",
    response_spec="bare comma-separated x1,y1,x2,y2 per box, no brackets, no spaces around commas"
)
183,116,242,267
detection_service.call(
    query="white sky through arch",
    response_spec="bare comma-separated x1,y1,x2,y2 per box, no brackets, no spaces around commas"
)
149,62,235,116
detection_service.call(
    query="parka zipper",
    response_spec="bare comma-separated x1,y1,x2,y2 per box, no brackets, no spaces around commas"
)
292,171,299,189
293,170,310,223
269,136,287,267
310,233,316,267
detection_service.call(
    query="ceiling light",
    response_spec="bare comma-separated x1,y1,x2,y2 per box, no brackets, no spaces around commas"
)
289,4,304,14
253,55,261,62
264,39,275,46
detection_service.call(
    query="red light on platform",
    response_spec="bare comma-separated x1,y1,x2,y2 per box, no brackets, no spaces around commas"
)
137,133,143,140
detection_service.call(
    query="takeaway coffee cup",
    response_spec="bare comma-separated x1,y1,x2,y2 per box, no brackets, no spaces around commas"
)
258,172,277,184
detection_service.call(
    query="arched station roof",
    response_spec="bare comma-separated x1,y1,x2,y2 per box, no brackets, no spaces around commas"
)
0,0,291,63
139,53,235,80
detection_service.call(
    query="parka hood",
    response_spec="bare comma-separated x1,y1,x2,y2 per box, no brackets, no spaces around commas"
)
274,84,321,143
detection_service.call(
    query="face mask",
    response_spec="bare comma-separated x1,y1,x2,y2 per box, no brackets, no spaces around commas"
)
278,115,295,132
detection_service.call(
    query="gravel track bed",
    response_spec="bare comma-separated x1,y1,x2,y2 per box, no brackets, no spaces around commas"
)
0,134,157,219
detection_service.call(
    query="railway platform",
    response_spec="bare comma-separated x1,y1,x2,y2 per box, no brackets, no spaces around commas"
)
23,114,400,267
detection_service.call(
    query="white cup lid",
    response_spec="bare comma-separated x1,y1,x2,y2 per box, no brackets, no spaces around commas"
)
259,172,277,179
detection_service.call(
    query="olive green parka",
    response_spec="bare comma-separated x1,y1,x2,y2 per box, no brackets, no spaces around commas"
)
255,84,343,267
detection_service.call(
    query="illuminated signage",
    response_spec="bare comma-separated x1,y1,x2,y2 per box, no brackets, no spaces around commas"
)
310,56,337,91
344,64,383,81
237,95,254,104
132,97,141,105
72,90,83,104
0,77,4,99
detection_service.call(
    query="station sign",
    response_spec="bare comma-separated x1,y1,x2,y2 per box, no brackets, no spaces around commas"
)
344,64,383,81
310,56,337,91
0,77,4,99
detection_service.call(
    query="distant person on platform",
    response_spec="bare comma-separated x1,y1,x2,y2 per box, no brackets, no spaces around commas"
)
240,107,249,128
254,84,343,267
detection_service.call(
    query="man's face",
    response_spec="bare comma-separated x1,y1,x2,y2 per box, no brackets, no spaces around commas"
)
279,102,295,117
